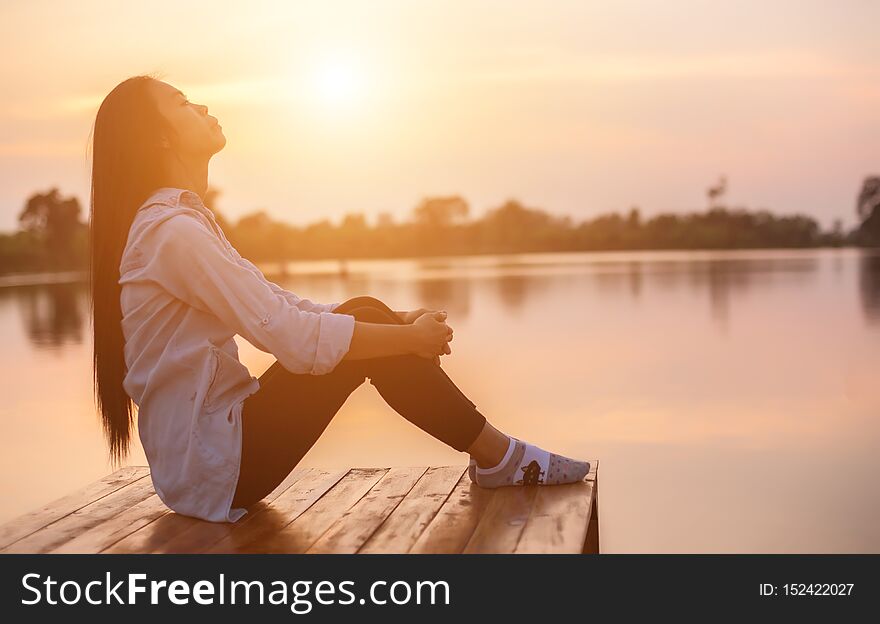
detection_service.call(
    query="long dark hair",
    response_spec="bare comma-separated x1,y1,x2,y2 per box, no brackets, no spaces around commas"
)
88,75,176,466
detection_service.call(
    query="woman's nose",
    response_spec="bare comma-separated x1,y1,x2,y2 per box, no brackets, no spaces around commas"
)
197,103,208,115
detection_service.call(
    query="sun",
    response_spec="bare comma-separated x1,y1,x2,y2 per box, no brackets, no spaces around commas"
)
310,55,366,111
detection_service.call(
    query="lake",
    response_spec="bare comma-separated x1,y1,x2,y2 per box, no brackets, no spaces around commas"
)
2,248,879,552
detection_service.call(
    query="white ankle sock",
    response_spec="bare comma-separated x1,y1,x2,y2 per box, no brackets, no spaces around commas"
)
476,436,516,475
473,437,590,488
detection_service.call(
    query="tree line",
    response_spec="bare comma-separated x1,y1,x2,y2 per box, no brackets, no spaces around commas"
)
2,177,879,275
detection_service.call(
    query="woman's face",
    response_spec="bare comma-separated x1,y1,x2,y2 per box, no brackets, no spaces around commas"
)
148,79,226,158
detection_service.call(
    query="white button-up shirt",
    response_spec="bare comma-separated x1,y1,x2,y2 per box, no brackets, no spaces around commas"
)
118,187,356,522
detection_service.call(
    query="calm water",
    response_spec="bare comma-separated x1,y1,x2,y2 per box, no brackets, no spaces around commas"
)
2,249,879,553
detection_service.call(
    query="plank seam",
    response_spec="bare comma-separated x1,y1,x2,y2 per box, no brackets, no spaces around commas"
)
411,469,491,554
350,467,430,554
209,469,352,554
270,468,353,536
512,487,542,553
402,466,467,554
300,468,390,553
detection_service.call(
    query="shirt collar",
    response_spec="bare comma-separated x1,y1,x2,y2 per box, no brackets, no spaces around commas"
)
141,187,217,222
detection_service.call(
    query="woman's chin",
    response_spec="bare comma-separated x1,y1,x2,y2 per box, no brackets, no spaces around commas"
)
212,133,227,153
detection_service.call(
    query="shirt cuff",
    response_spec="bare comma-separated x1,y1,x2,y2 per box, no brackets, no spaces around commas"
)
311,311,356,375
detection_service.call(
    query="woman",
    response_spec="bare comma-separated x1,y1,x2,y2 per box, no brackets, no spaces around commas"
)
89,75,590,523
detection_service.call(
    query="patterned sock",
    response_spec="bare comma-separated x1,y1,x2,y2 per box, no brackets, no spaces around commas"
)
469,437,589,487
469,436,518,483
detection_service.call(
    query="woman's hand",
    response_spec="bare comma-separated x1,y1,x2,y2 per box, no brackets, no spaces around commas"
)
410,310,453,366
397,307,430,324
345,305,452,364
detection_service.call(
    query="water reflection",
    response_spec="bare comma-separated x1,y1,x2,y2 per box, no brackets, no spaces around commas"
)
3,249,880,552
416,277,472,318
496,274,528,312
583,254,821,327
627,261,643,299
859,251,880,323
1,251,863,351
9,282,85,350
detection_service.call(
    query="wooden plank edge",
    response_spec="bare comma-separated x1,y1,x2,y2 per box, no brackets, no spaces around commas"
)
0,467,152,551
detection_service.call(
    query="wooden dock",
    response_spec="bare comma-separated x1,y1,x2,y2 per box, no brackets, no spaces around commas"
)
0,461,599,554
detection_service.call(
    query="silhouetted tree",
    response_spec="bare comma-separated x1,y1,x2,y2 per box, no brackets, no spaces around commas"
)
232,210,293,261
376,212,395,228
856,176,880,245
412,196,469,228
0,180,862,275
337,213,370,257
707,176,727,209
628,207,641,228
410,196,470,254
18,188,85,269
481,199,556,251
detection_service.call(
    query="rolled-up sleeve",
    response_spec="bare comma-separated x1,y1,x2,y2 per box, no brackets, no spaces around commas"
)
144,214,355,375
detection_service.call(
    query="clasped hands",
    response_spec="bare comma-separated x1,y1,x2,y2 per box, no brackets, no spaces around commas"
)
396,307,453,366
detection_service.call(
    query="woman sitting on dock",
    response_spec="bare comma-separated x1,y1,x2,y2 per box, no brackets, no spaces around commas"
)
88,75,590,523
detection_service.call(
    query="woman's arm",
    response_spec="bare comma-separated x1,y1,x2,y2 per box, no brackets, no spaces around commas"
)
344,311,452,361
140,214,354,375
213,224,447,362
225,241,447,362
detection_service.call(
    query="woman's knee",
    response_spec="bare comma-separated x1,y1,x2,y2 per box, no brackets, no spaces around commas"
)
334,296,397,319
348,305,399,324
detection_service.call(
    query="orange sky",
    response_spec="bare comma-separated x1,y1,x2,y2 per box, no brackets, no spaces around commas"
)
0,0,878,232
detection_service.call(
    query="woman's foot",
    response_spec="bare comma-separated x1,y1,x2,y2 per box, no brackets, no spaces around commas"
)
468,437,589,487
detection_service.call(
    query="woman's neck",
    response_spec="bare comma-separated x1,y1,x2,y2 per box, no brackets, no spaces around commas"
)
164,156,209,197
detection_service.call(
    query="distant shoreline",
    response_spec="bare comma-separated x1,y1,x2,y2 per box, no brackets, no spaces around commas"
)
2,245,875,289
0,270,88,288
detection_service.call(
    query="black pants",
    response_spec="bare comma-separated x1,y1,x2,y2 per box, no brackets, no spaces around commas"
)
231,296,487,509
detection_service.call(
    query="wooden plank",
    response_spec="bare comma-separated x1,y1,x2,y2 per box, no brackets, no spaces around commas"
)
2,476,156,553
514,481,595,553
0,466,149,550
110,468,338,554
152,467,311,554
257,468,387,554
205,469,350,554
515,459,599,554
102,506,203,554
51,494,169,554
3,461,600,554
360,466,466,554
586,459,598,482
463,486,539,554
87,469,312,553
410,471,496,554
583,460,600,553
308,466,427,554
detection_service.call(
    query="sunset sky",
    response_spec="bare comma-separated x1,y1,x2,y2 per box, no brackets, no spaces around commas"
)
0,0,877,232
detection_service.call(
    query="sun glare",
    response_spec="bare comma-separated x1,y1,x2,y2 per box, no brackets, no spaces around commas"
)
311,56,366,111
